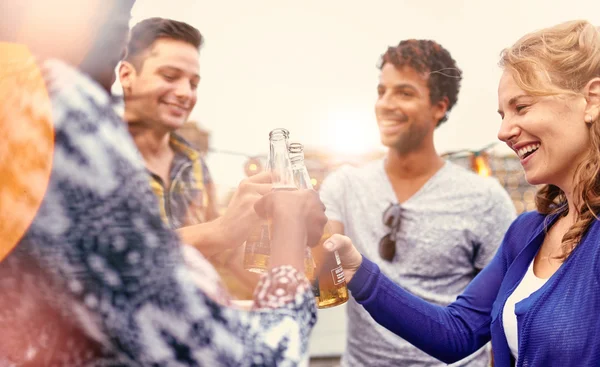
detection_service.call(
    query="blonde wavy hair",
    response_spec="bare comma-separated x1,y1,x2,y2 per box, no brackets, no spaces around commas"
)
499,20,600,261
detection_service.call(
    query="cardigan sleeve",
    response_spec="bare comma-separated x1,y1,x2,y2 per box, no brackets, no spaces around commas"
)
345,212,540,364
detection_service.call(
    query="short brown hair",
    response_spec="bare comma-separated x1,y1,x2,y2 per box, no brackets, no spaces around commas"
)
124,17,203,70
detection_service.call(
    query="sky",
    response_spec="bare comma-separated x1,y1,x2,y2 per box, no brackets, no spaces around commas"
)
118,0,600,194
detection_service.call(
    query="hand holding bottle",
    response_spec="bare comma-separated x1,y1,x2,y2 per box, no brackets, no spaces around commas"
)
219,171,272,247
323,234,363,284
244,128,295,273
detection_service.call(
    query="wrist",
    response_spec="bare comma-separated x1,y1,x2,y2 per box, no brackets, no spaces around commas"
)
344,256,363,284
212,216,231,247
345,268,358,284
269,218,306,272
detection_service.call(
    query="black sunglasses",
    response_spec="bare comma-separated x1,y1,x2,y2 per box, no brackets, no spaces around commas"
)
379,203,402,261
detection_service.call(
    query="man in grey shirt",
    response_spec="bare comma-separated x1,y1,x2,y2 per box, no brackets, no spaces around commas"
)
319,39,516,366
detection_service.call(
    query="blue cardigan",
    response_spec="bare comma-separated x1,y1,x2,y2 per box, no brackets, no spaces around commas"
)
348,211,600,366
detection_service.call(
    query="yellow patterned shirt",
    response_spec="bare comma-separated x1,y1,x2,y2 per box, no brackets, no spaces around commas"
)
148,134,211,228
148,134,253,299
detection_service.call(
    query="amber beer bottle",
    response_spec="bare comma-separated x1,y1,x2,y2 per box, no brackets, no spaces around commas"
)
289,143,348,308
243,162,271,273
243,128,295,273
243,221,270,273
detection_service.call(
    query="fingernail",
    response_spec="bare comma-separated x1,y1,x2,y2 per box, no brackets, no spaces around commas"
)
323,241,334,250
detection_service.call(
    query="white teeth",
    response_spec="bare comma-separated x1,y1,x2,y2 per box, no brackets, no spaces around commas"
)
517,143,540,159
165,103,187,111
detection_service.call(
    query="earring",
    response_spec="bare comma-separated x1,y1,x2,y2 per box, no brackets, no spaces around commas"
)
585,115,593,123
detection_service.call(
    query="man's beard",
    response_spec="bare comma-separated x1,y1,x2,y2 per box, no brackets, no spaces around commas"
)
391,122,428,155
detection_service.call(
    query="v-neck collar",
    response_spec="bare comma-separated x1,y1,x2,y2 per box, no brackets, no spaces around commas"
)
379,159,449,205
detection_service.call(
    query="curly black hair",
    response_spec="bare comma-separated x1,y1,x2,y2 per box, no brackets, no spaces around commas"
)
378,39,462,127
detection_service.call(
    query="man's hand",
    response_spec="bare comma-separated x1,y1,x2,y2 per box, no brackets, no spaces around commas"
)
176,172,271,258
254,189,328,272
323,234,363,283
218,172,272,247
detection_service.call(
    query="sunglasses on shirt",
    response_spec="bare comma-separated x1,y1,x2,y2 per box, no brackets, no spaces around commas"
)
379,203,402,261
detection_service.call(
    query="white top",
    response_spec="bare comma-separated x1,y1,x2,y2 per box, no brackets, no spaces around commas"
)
502,259,549,361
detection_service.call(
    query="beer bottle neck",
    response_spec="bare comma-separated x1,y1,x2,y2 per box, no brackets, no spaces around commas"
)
291,161,313,190
269,138,295,189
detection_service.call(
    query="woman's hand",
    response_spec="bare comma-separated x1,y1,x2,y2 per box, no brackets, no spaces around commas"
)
323,234,363,283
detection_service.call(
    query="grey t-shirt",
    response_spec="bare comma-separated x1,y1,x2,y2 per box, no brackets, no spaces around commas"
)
319,159,516,367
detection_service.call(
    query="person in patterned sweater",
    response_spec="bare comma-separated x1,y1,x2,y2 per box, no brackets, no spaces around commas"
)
0,0,324,365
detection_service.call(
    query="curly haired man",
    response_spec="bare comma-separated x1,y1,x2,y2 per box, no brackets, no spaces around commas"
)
320,40,516,367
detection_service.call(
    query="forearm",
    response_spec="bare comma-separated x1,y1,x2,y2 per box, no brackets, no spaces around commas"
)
120,262,317,365
177,217,231,258
269,223,306,274
217,246,262,295
349,257,494,364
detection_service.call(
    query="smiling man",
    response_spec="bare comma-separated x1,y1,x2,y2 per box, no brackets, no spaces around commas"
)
119,18,259,299
120,18,210,226
319,39,517,366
